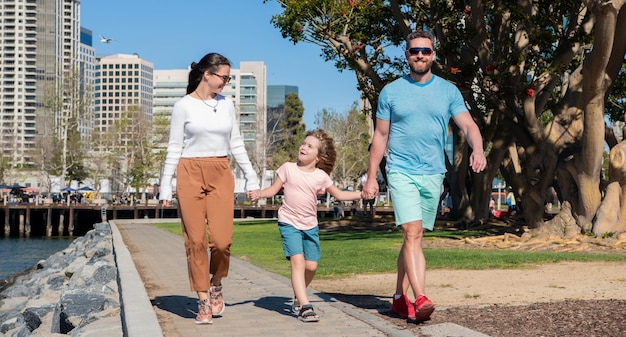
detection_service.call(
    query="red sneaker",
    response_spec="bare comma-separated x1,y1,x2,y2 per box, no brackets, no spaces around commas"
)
414,295,435,322
391,294,416,319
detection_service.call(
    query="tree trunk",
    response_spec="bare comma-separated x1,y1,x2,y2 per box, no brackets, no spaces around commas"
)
449,124,471,220
577,1,619,230
519,142,559,229
594,142,626,235
475,135,510,220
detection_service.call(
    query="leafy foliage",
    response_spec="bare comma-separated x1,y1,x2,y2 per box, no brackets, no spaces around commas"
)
315,104,370,188
267,0,408,105
606,62,626,122
39,68,93,187
265,0,626,233
64,117,88,183
91,106,159,195
117,107,159,195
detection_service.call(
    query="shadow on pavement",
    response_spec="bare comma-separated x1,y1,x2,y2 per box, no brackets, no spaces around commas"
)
151,295,197,319
227,295,297,317
322,292,392,312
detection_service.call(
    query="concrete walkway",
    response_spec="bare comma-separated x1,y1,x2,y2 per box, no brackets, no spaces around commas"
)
110,219,489,337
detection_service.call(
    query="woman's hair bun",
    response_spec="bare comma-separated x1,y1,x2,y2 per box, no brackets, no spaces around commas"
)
190,61,198,69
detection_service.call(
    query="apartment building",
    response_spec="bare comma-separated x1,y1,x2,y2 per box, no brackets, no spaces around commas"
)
153,69,187,121
93,54,153,149
152,69,187,166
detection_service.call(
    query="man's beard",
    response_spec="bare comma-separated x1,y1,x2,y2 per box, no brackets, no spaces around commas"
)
410,60,431,75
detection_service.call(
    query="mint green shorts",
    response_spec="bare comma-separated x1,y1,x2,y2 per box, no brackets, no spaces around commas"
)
387,171,445,230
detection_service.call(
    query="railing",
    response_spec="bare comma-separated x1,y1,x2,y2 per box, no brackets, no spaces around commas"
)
1,203,395,238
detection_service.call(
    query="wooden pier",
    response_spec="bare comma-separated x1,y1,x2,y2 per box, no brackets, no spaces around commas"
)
233,204,392,220
1,204,179,238
2,203,393,237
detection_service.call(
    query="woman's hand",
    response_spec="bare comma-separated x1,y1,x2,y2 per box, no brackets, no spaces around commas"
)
247,189,261,202
161,200,171,207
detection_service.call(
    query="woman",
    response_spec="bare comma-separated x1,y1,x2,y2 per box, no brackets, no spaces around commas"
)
159,52,260,325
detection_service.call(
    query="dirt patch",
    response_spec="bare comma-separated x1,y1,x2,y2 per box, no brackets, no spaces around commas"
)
313,215,626,336
313,262,626,307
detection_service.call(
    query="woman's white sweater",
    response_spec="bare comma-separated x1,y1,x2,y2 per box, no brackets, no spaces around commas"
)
159,94,259,200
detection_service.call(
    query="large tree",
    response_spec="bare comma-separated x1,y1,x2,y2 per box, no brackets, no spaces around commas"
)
40,68,91,187
118,107,159,200
315,104,370,188
92,106,158,198
267,0,626,238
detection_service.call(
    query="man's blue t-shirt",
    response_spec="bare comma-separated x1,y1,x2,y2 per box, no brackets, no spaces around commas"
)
377,74,468,175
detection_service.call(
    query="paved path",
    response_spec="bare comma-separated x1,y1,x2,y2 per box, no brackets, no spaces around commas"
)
112,219,489,337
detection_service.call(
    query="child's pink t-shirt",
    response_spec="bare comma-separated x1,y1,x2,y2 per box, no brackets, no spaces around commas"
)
276,162,333,230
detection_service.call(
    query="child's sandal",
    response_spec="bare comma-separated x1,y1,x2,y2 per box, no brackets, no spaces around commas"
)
298,304,320,322
290,297,301,315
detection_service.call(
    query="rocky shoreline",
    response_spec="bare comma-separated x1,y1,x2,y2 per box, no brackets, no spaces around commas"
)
0,222,122,336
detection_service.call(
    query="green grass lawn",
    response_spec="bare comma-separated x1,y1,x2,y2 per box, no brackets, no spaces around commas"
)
154,220,626,280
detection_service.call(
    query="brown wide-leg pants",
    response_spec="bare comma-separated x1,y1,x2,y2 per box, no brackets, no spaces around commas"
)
176,157,234,292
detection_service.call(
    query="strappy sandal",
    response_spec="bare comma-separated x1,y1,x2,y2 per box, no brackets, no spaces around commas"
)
298,304,320,322
290,297,301,315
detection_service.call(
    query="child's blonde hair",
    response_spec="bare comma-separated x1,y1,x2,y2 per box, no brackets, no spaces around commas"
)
306,129,336,175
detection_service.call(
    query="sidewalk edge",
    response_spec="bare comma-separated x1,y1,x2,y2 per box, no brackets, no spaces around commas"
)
110,220,164,337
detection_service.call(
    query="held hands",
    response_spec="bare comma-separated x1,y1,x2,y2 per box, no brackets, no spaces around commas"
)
362,177,379,200
161,200,171,207
247,189,261,202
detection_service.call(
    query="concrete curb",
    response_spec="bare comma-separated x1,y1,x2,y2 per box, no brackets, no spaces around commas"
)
110,220,164,337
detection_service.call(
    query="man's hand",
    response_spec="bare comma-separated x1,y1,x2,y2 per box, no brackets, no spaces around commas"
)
362,177,379,200
469,151,487,173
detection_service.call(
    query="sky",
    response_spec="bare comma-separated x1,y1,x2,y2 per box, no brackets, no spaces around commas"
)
80,0,361,128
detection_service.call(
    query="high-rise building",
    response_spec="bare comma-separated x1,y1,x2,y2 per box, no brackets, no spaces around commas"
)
78,27,96,139
228,62,267,158
0,0,83,166
152,69,188,158
92,54,153,193
267,85,299,109
267,84,299,133
153,69,188,121
94,54,153,150
266,85,299,156
230,61,267,191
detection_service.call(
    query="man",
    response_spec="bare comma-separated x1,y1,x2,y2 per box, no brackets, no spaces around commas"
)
363,29,486,322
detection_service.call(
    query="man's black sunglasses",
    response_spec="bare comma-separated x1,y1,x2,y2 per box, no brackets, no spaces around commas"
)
407,47,434,56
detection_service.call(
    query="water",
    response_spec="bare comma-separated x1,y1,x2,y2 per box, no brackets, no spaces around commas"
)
0,237,74,281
